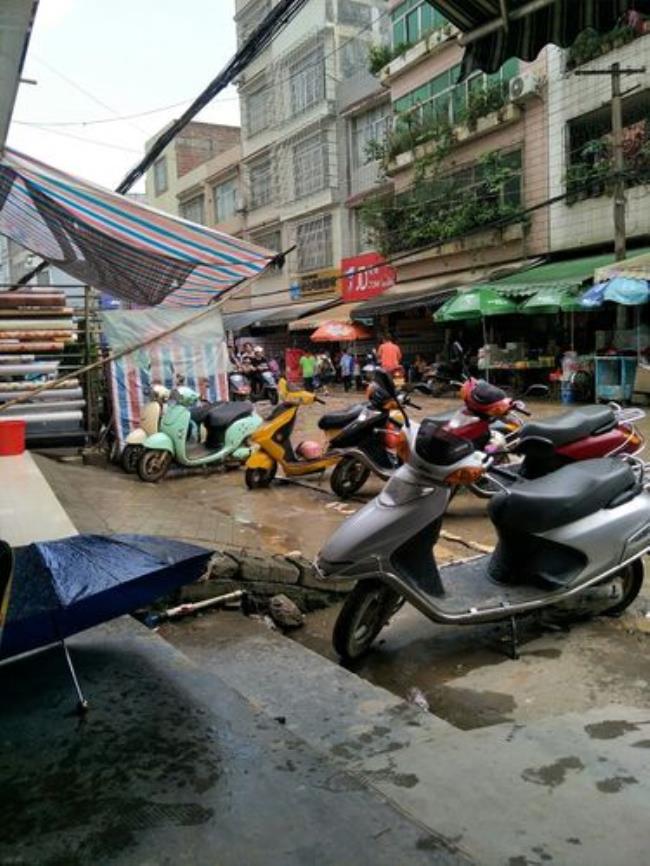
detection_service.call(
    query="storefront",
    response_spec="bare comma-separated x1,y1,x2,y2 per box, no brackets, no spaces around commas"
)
434,247,650,400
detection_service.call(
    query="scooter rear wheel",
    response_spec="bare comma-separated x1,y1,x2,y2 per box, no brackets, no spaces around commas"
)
245,464,277,490
333,579,403,662
138,450,172,483
330,456,371,500
549,560,644,622
121,444,142,474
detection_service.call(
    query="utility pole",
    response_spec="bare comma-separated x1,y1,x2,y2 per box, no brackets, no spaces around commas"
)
574,62,645,262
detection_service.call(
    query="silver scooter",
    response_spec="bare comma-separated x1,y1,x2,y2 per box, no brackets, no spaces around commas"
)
317,372,649,661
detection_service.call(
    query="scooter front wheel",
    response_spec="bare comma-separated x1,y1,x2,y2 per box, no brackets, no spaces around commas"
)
138,450,172,483
330,456,371,499
245,464,277,490
121,444,142,474
333,579,403,662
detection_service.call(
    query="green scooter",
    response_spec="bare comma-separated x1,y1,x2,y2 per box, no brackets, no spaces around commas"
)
137,391,263,483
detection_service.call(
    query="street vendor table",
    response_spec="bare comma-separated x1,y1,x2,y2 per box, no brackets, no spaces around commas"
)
478,362,554,392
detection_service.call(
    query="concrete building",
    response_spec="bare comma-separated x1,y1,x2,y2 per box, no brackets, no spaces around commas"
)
370,0,550,298
546,27,650,255
235,0,389,314
144,121,242,232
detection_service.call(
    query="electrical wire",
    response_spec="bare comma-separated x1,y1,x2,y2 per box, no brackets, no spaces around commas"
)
23,123,142,154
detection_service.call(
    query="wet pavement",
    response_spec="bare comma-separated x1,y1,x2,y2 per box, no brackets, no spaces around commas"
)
34,390,650,734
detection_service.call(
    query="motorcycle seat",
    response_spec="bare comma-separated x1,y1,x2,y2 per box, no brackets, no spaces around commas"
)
426,410,456,423
190,401,224,425
469,380,508,405
518,405,616,448
489,457,637,534
318,404,365,431
204,401,253,431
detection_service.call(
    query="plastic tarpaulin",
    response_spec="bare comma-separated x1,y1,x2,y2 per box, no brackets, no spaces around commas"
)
0,534,212,660
101,308,229,449
0,148,273,307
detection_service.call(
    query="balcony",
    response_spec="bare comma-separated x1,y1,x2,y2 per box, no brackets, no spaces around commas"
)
378,25,458,83
566,20,648,71
387,102,522,174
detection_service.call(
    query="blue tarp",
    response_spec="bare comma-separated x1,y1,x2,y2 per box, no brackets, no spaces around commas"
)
0,534,212,660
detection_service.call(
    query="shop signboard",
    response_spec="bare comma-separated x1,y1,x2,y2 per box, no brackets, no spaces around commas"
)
298,269,340,299
340,252,395,303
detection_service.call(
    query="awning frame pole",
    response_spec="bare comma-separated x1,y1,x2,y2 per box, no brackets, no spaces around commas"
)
458,0,556,46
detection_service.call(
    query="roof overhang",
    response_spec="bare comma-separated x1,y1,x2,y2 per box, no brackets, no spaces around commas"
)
0,0,38,150
426,0,648,78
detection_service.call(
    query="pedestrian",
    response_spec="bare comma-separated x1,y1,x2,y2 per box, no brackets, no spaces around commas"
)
353,354,363,391
377,334,402,374
339,347,354,392
299,349,317,391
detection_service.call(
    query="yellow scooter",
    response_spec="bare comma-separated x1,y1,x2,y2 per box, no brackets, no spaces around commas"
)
244,378,361,489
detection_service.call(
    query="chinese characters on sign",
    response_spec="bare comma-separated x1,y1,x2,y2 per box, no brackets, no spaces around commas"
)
340,252,395,303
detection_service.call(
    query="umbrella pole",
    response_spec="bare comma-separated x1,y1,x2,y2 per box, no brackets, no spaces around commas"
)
482,318,490,383
61,641,89,715
571,311,575,352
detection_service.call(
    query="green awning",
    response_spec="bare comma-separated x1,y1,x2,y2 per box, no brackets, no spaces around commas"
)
434,287,519,322
495,247,650,290
520,286,584,316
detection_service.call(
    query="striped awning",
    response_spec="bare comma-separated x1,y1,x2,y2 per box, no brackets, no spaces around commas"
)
427,0,645,78
0,148,274,307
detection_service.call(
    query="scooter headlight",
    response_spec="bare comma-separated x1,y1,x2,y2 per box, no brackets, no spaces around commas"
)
443,465,486,487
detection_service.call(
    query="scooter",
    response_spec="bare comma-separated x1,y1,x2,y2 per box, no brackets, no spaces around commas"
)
327,378,421,499
316,371,649,661
120,384,171,473
329,375,529,500
229,371,252,401
502,403,645,480
245,378,345,489
138,391,262,483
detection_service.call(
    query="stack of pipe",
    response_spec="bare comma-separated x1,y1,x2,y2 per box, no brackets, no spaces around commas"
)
0,290,84,443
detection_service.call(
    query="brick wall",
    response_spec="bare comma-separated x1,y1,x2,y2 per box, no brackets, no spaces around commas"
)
175,123,241,178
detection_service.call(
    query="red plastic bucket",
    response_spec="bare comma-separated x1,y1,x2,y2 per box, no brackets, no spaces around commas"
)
0,420,26,456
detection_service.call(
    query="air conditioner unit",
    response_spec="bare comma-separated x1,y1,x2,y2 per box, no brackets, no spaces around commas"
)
509,73,537,103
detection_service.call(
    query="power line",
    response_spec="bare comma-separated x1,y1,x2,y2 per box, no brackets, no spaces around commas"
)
23,123,142,154
30,55,149,137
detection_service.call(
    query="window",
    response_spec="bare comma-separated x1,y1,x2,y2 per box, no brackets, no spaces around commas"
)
352,104,391,167
339,1,372,27
252,227,282,252
289,46,325,117
249,158,273,209
393,58,519,128
341,39,368,79
153,157,168,195
252,227,283,269
246,87,268,136
293,134,327,199
213,178,238,222
391,0,446,47
179,194,205,225
296,214,332,271
237,0,271,45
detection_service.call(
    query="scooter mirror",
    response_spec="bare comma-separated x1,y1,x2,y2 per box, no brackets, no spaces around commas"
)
374,368,398,400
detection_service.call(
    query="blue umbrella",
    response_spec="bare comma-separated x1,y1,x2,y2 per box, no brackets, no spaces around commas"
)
604,277,650,306
581,282,607,309
0,534,213,710
581,277,650,308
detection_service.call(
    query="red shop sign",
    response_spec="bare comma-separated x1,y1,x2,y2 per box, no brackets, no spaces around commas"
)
340,252,395,303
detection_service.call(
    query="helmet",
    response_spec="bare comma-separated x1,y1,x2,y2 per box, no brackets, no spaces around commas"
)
296,440,323,460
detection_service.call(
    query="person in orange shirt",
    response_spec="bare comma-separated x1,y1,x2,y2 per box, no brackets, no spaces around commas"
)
377,334,402,373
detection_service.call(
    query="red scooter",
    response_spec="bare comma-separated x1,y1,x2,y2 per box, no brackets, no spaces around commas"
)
500,403,645,480
428,378,533,453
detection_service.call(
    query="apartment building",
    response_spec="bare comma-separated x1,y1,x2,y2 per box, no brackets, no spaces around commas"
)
235,0,389,313
547,21,650,255
370,0,550,298
144,121,243,233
